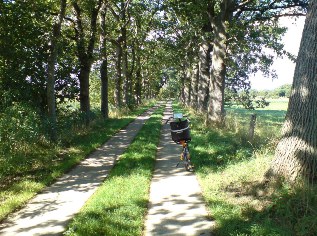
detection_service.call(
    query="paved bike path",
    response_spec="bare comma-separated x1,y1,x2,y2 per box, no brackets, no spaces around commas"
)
144,102,214,235
0,105,161,236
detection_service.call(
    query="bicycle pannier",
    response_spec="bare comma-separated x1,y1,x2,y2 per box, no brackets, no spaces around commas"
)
170,119,191,142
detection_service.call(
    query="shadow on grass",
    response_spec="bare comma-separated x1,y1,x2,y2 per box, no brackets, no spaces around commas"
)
190,128,253,174
0,117,134,190
212,183,317,236
206,187,297,236
201,169,317,236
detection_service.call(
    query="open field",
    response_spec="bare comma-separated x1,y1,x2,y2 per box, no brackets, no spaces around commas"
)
183,99,317,236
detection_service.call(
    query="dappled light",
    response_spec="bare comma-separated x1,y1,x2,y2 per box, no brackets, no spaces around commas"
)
0,0,314,235
145,102,214,235
0,106,159,235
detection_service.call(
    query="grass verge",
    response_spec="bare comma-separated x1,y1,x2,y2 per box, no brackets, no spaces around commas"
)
0,105,153,222
64,106,164,236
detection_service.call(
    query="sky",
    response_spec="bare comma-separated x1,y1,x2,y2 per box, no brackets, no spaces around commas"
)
250,16,306,91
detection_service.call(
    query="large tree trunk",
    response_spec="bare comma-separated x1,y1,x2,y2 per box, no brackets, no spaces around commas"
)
135,54,142,105
128,41,136,106
190,63,199,110
268,1,317,183
110,0,131,108
78,63,91,113
208,22,226,124
180,67,186,104
114,43,122,107
73,1,102,116
100,3,109,119
100,59,108,119
47,0,66,141
207,0,233,124
197,41,211,113
185,68,192,106
121,7,129,107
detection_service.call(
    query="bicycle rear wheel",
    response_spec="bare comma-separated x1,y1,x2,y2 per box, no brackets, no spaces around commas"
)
183,152,194,171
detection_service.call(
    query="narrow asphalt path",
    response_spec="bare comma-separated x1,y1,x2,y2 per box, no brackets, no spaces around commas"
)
144,102,214,236
0,104,161,236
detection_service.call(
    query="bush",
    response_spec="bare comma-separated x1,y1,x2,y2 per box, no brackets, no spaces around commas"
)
0,103,45,154
0,103,51,179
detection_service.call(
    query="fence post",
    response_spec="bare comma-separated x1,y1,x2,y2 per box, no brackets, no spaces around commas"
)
249,114,257,140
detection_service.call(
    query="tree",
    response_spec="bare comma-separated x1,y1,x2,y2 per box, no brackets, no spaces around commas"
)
205,0,308,124
0,1,52,110
268,1,317,183
71,0,103,116
99,1,109,119
0,0,79,113
129,0,161,105
159,1,305,123
109,0,131,108
47,0,67,141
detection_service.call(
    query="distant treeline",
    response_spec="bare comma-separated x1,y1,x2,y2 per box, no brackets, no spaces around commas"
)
251,84,292,98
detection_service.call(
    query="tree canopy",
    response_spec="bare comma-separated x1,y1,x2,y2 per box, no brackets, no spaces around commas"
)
0,0,308,132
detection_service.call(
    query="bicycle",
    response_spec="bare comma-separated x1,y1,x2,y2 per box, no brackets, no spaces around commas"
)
166,113,194,171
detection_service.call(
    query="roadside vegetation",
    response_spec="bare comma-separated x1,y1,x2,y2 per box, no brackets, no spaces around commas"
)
176,100,317,236
0,101,155,222
64,106,164,236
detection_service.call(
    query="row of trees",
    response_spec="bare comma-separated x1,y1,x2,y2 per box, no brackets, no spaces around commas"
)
0,0,173,140
170,0,307,121
161,0,317,183
0,1,307,128
1,0,315,183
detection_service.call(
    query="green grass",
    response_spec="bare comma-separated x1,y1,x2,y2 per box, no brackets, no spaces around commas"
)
0,104,153,222
64,106,164,236
178,100,317,236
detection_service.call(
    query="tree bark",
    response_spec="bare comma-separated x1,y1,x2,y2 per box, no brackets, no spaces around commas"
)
121,2,129,107
128,40,136,105
143,69,150,100
47,0,66,141
100,59,109,119
100,2,109,119
180,67,186,104
197,41,211,113
73,1,102,117
135,54,142,105
190,63,199,110
114,42,122,107
110,0,131,108
78,64,91,113
268,1,317,183
207,0,233,124
185,68,192,106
